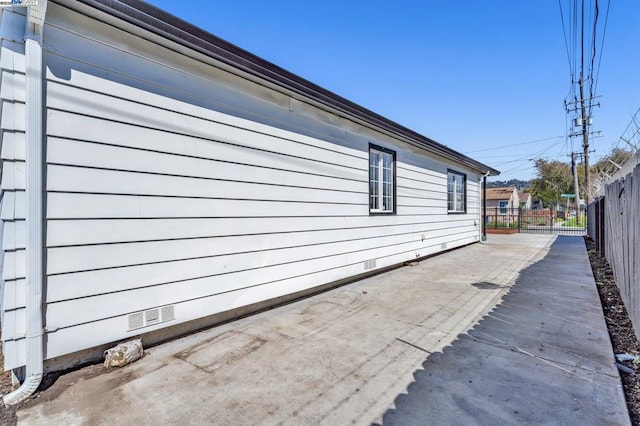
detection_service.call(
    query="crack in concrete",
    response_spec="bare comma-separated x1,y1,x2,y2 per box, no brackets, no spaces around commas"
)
468,334,619,382
395,338,433,354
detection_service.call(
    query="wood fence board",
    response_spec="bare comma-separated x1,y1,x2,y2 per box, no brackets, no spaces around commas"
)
590,163,640,339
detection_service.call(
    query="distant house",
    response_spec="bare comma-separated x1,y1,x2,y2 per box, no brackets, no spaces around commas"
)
531,196,543,210
518,192,532,209
0,0,498,404
486,187,519,214
485,187,519,229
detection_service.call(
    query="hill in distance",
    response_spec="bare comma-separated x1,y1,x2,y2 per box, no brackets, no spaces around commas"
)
486,179,530,191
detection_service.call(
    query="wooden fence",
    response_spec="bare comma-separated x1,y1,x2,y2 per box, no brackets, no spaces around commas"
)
588,163,640,339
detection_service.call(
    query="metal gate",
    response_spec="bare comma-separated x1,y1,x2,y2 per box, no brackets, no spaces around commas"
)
485,207,586,235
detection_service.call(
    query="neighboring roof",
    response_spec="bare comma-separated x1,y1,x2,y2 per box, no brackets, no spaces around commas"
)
63,0,500,177
518,192,531,200
486,187,517,200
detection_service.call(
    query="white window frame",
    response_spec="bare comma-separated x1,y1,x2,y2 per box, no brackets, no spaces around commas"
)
369,145,395,214
499,200,508,214
447,170,466,213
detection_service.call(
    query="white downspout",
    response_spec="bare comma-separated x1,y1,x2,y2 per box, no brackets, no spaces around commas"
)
480,171,490,242
3,0,48,407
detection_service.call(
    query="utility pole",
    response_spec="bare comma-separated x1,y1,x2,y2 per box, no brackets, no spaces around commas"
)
578,82,591,205
571,152,581,220
579,0,591,205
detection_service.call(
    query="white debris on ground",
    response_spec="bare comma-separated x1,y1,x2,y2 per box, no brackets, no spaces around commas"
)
616,353,640,363
104,339,144,368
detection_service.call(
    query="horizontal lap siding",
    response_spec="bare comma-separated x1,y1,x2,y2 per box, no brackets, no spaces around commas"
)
1,4,483,368
42,75,372,358
46,217,475,247
397,164,481,248
47,163,363,205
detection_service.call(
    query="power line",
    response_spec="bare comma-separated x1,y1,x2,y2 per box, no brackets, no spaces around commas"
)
558,0,573,75
592,0,610,102
473,152,557,160
554,136,570,161
572,0,578,90
487,139,566,176
495,162,536,176
490,140,565,167
495,138,578,178
588,0,599,114
463,136,564,154
560,0,605,203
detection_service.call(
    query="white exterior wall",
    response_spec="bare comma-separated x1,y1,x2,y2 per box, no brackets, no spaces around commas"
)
0,3,483,370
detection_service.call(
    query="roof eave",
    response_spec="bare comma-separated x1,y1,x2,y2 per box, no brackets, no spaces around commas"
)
62,0,500,177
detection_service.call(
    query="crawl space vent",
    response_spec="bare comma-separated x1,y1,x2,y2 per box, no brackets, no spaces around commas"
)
145,308,160,325
127,304,176,331
364,259,376,270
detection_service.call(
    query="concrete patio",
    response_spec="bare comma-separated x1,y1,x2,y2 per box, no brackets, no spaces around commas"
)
13,234,629,425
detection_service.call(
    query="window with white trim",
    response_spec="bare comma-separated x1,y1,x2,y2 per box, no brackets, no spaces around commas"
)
447,170,466,213
499,200,508,214
369,145,395,214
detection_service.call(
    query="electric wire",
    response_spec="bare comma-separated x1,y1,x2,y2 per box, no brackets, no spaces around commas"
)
463,136,564,154
473,152,556,160
588,0,599,115
487,139,566,175
571,0,578,97
558,0,573,75
560,0,609,183
488,136,573,178
591,0,610,104
490,139,566,167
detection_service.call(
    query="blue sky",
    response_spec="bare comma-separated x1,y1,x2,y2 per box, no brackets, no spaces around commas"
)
144,1,640,182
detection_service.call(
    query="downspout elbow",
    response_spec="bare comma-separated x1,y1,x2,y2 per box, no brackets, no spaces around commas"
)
3,371,43,406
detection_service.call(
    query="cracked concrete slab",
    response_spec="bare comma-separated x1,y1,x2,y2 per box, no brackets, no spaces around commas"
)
13,234,628,425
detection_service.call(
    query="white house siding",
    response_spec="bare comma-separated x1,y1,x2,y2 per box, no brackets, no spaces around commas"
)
0,3,484,370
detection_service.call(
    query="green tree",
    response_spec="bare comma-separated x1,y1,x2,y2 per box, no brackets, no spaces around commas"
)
529,159,574,207
529,148,632,206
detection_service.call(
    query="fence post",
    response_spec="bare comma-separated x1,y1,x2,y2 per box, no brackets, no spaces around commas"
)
599,197,605,257
518,207,522,232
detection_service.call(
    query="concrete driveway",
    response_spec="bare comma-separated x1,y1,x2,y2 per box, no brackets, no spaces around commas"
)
14,234,628,425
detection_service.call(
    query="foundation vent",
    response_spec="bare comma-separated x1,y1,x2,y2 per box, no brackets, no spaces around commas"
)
441,242,448,250
145,308,160,326
161,305,175,322
128,312,144,330
128,304,176,331
364,259,377,270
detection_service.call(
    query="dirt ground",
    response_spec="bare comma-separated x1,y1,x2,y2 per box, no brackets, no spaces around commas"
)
0,330,17,425
0,347,110,425
586,237,640,425
0,238,638,425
